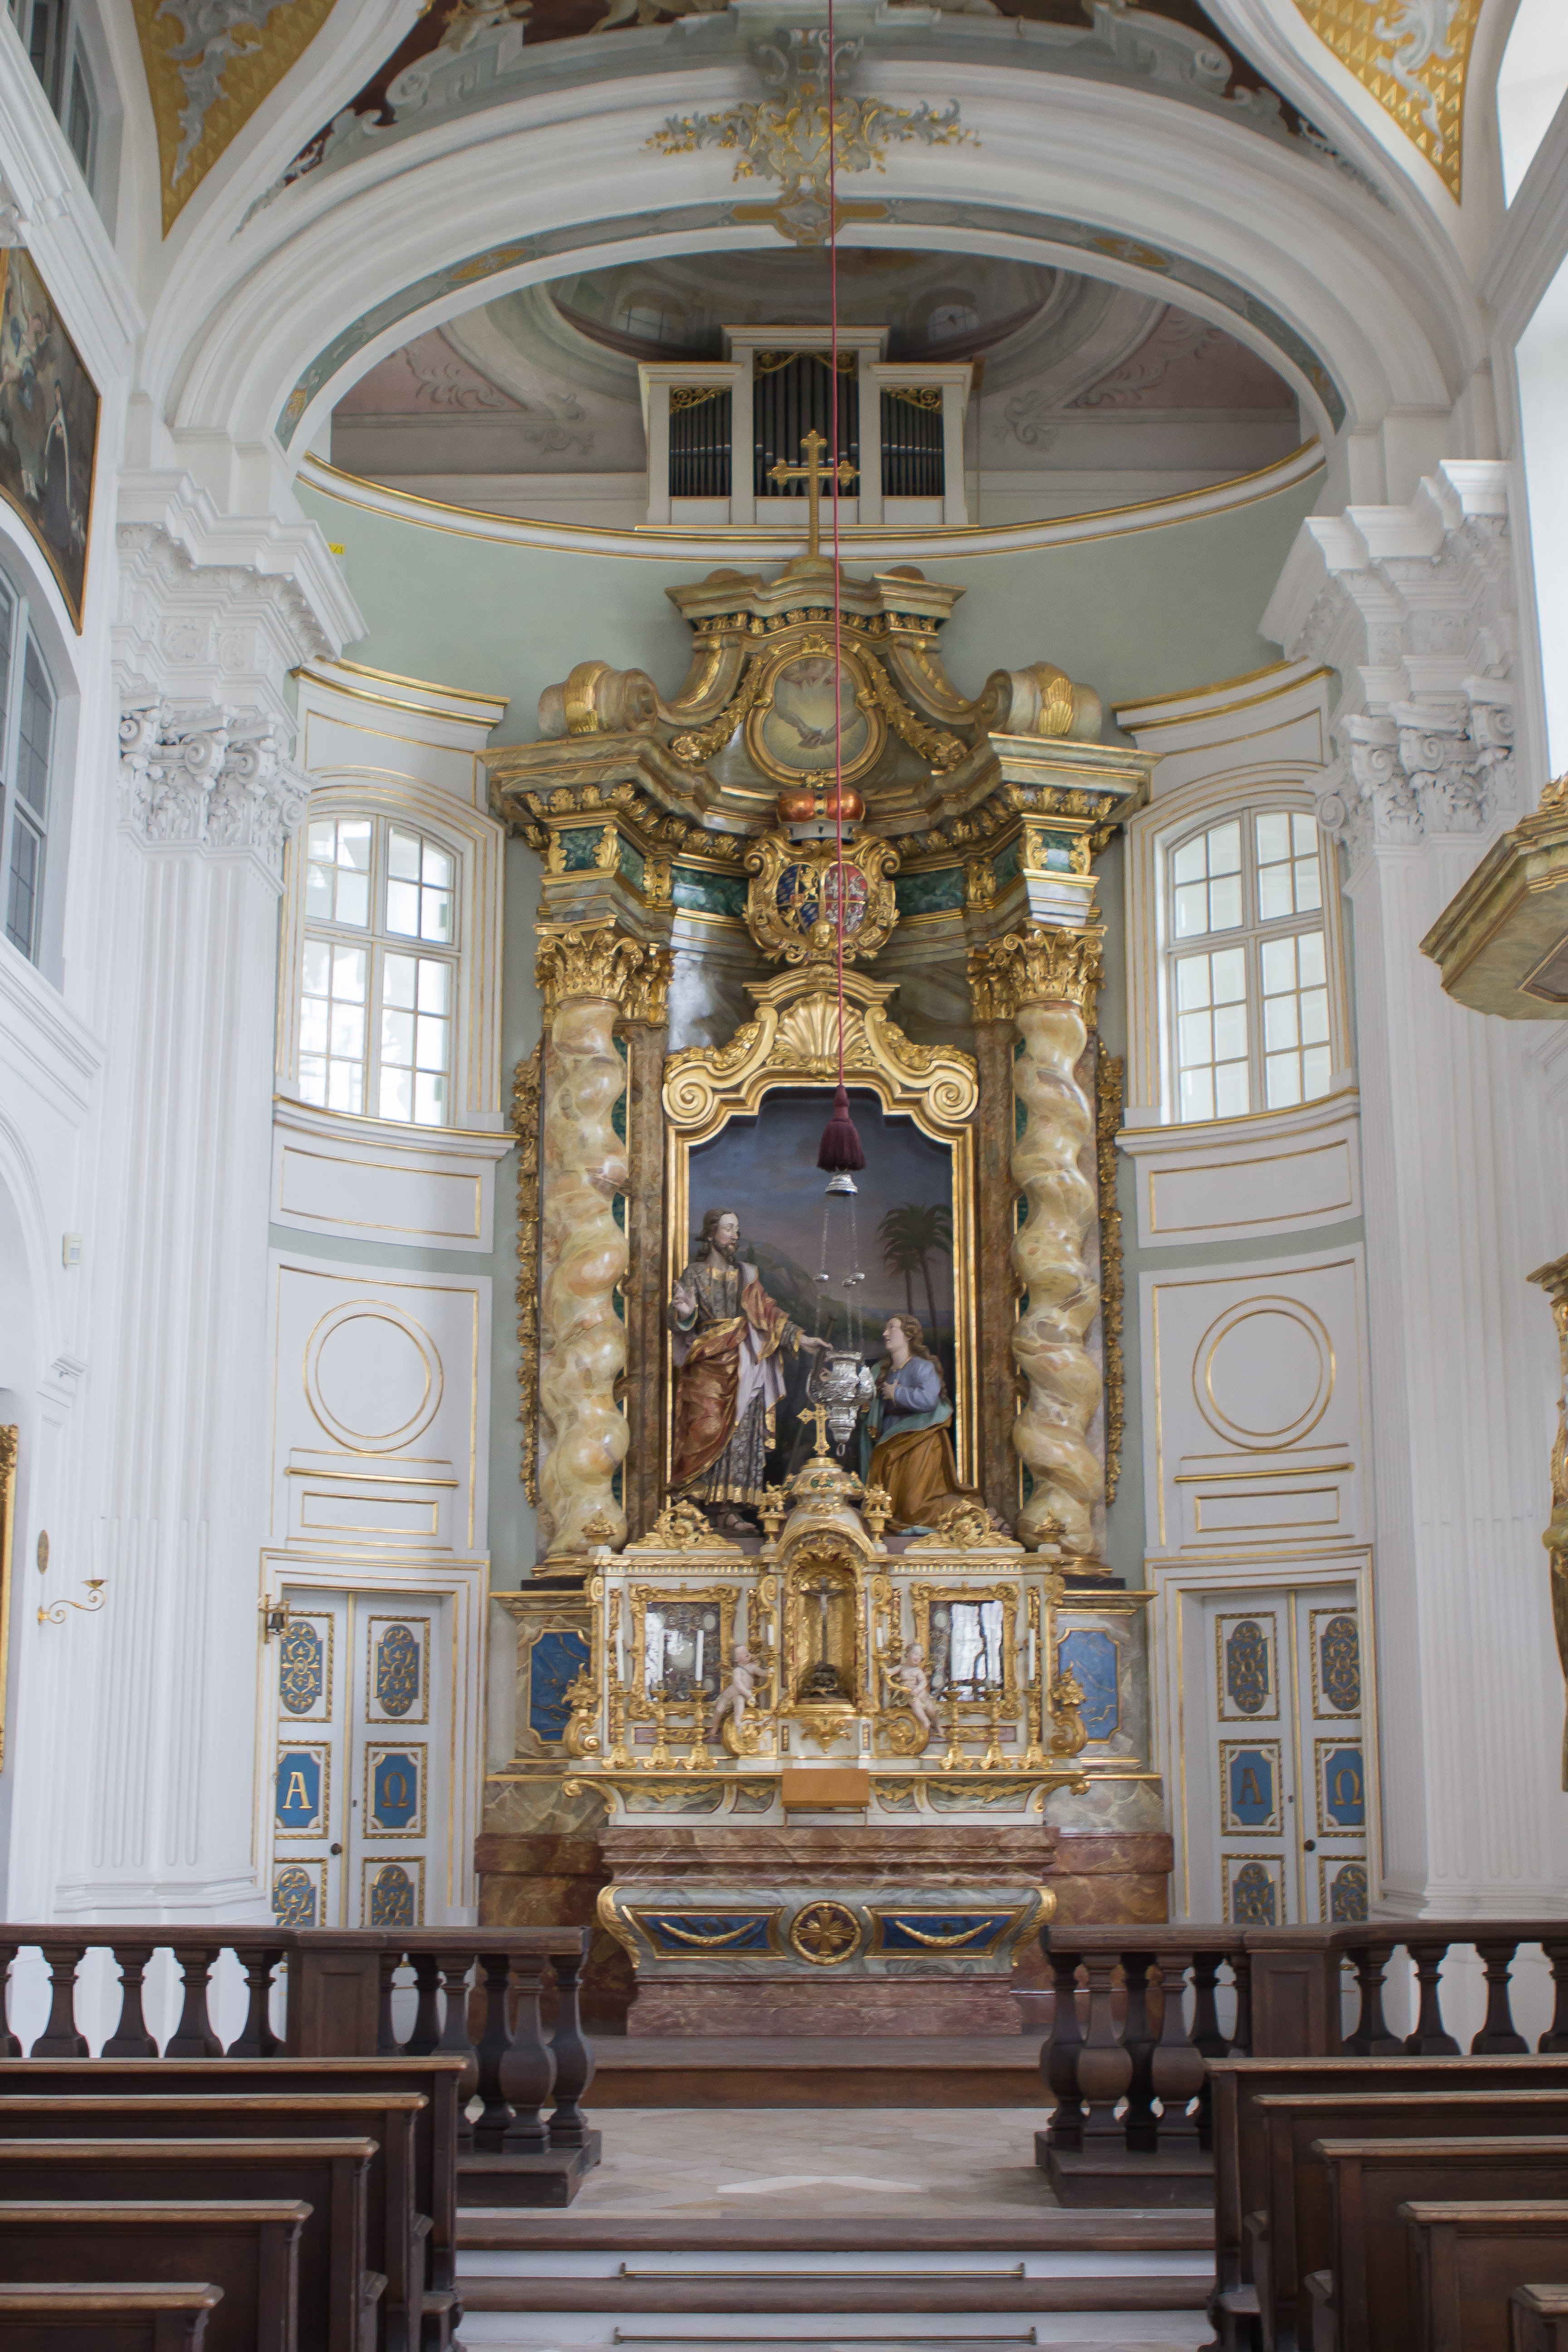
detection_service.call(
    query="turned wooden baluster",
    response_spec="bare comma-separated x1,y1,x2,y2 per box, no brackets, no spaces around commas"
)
1402,1938,1460,2055
1471,1938,1529,2053
1078,1952,1133,2142
101,1943,158,2058
471,1951,516,2150
226,1944,284,2059
501,1955,556,2153
1151,1950,1206,2147
1342,1938,1403,2056
1228,1950,1253,2057
31,1940,88,2056
1119,1948,1159,2154
1189,1946,1235,2152
1540,1937,1568,2052
1042,1946,1087,2151
402,1951,443,2057
166,1945,223,2057
546,1945,595,2150
435,1953,480,2149
0,1941,20,2057
376,1950,406,2056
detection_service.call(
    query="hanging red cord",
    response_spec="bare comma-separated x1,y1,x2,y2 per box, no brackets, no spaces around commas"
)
816,0,865,1178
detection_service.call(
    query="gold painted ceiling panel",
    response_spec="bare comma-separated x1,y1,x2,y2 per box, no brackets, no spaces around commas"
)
1292,0,1483,199
134,0,338,235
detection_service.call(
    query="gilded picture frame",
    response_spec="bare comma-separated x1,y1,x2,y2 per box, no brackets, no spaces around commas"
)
0,250,100,630
627,1581,738,1723
909,1579,1019,1717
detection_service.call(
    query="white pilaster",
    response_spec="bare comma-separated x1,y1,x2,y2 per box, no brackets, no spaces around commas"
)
47,488,361,1922
1264,461,1568,1917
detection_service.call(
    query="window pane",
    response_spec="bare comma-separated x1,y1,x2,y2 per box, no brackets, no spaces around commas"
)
384,953,417,1009
1294,857,1322,912
1257,862,1294,921
1265,1054,1302,1109
299,999,328,1055
308,818,371,928
1215,1061,1250,1118
1292,812,1318,855
417,960,451,1014
330,1000,365,1057
1264,994,1300,1051
67,51,92,172
416,1014,449,1071
337,869,370,928
1298,929,1327,986
1179,1067,1215,1121
1176,956,1211,1009
380,1067,413,1122
299,1056,327,1106
1178,1009,1213,1063
1301,989,1330,1046
1175,881,1210,940
389,827,421,880
1172,837,1207,885
414,1072,448,1126
1212,1000,1247,1060
1211,949,1246,1003
422,840,454,889
302,938,330,995
18,635,53,813
327,1060,363,1114
1260,936,1297,993
420,885,452,944
381,1006,414,1067
1208,873,1242,931
386,878,420,935
1303,1045,1333,1099
1209,821,1241,875
5,814,39,956
332,944,366,1001
1254,811,1290,863
305,861,334,920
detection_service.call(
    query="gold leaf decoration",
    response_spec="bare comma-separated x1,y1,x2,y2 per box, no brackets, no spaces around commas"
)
1292,0,1483,200
134,0,338,235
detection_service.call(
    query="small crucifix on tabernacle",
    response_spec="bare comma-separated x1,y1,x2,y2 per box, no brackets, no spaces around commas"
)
769,429,857,559
800,1401,834,1458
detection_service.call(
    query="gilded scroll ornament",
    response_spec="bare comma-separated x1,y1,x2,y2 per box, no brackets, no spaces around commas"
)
1049,1662,1089,1757
744,827,899,967
1096,1048,1126,1507
625,1499,743,1555
513,1044,543,1507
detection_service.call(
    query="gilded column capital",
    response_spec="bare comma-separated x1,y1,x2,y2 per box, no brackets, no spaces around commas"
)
971,922,1104,1019
535,921,671,1024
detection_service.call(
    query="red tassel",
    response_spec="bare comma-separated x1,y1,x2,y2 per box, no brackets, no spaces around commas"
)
817,1083,865,1173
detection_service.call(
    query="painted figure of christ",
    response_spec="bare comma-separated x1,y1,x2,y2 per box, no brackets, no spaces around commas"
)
667,1207,828,1532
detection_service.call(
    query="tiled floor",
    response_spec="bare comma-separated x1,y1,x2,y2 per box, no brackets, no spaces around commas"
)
564,2107,1061,2217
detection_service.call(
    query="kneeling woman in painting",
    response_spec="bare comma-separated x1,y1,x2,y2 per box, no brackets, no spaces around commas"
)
860,1314,976,1532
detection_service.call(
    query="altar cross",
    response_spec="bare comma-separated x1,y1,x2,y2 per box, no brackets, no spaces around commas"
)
768,429,858,559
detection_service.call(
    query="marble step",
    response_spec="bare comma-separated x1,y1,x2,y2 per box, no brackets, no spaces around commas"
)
586,2034,1048,2107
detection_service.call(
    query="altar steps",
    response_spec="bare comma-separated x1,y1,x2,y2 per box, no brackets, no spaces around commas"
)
586,2034,1048,2108
452,2215,1215,2350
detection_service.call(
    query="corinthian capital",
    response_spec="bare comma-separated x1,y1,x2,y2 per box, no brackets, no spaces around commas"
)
117,699,308,873
535,922,671,1023
972,922,1104,1018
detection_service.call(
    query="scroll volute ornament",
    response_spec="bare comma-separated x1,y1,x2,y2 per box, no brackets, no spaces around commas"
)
538,660,660,740
979,662,1104,743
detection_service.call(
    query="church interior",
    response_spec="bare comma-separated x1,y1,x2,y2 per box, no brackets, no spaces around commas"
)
5,0,1568,2347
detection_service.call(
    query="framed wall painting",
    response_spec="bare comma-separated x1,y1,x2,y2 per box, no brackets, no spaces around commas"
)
0,248,100,629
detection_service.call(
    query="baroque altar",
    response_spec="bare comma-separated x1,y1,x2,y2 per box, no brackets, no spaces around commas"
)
479,518,1170,2026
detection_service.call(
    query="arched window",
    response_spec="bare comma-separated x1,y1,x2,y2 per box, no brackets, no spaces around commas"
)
299,815,458,1125
0,569,57,966
1167,807,1331,1122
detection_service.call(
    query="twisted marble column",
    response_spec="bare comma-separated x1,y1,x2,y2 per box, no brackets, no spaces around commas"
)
979,926,1104,1555
536,925,671,1558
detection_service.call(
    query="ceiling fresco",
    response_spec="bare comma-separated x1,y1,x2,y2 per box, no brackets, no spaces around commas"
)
132,0,337,234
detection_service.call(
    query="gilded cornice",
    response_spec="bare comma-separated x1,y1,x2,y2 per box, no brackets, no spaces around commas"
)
971,923,1106,1019
535,922,672,1024
133,0,336,235
1292,0,1482,200
1419,784,1568,1019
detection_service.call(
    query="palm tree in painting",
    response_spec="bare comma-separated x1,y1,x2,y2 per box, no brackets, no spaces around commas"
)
877,1202,953,1340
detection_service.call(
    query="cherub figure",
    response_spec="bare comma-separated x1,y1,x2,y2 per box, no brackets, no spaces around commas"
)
887,1640,942,1739
708,1642,765,1741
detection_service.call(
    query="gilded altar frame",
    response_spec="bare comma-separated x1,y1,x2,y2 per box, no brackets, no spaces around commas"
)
627,1580,739,1723
779,1530,873,1721
910,1580,1020,1717
662,965,980,1495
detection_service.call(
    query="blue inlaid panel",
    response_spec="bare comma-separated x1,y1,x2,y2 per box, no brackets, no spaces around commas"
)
1318,1741,1365,1832
272,1862,322,1927
1058,1629,1119,1741
529,1628,591,1745
1225,1856,1280,1926
366,1859,420,1928
619,837,646,889
1221,1741,1280,1833
1315,1611,1362,1715
368,1744,424,1835
877,1913,1013,1954
275,1745,327,1836
279,1617,328,1719
1218,1613,1277,1720
640,1914,775,1954
561,825,609,872
1323,1859,1368,1923
371,1619,425,1722
672,867,747,918
994,839,1021,887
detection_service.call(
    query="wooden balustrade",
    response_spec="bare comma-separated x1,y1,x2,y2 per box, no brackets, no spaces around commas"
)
1039,1921,1568,2197
0,1927,593,2163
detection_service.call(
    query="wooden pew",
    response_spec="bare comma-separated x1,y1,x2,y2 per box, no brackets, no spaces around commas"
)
1314,2137,1568,2352
0,2202,307,2352
0,2281,223,2351
0,2056,467,2318
0,2139,377,2352
1513,2284,1568,2349
1207,2056,1568,2315
0,2093,424,2352
1250,2087,1568,2351
1401,2200,1568,2352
